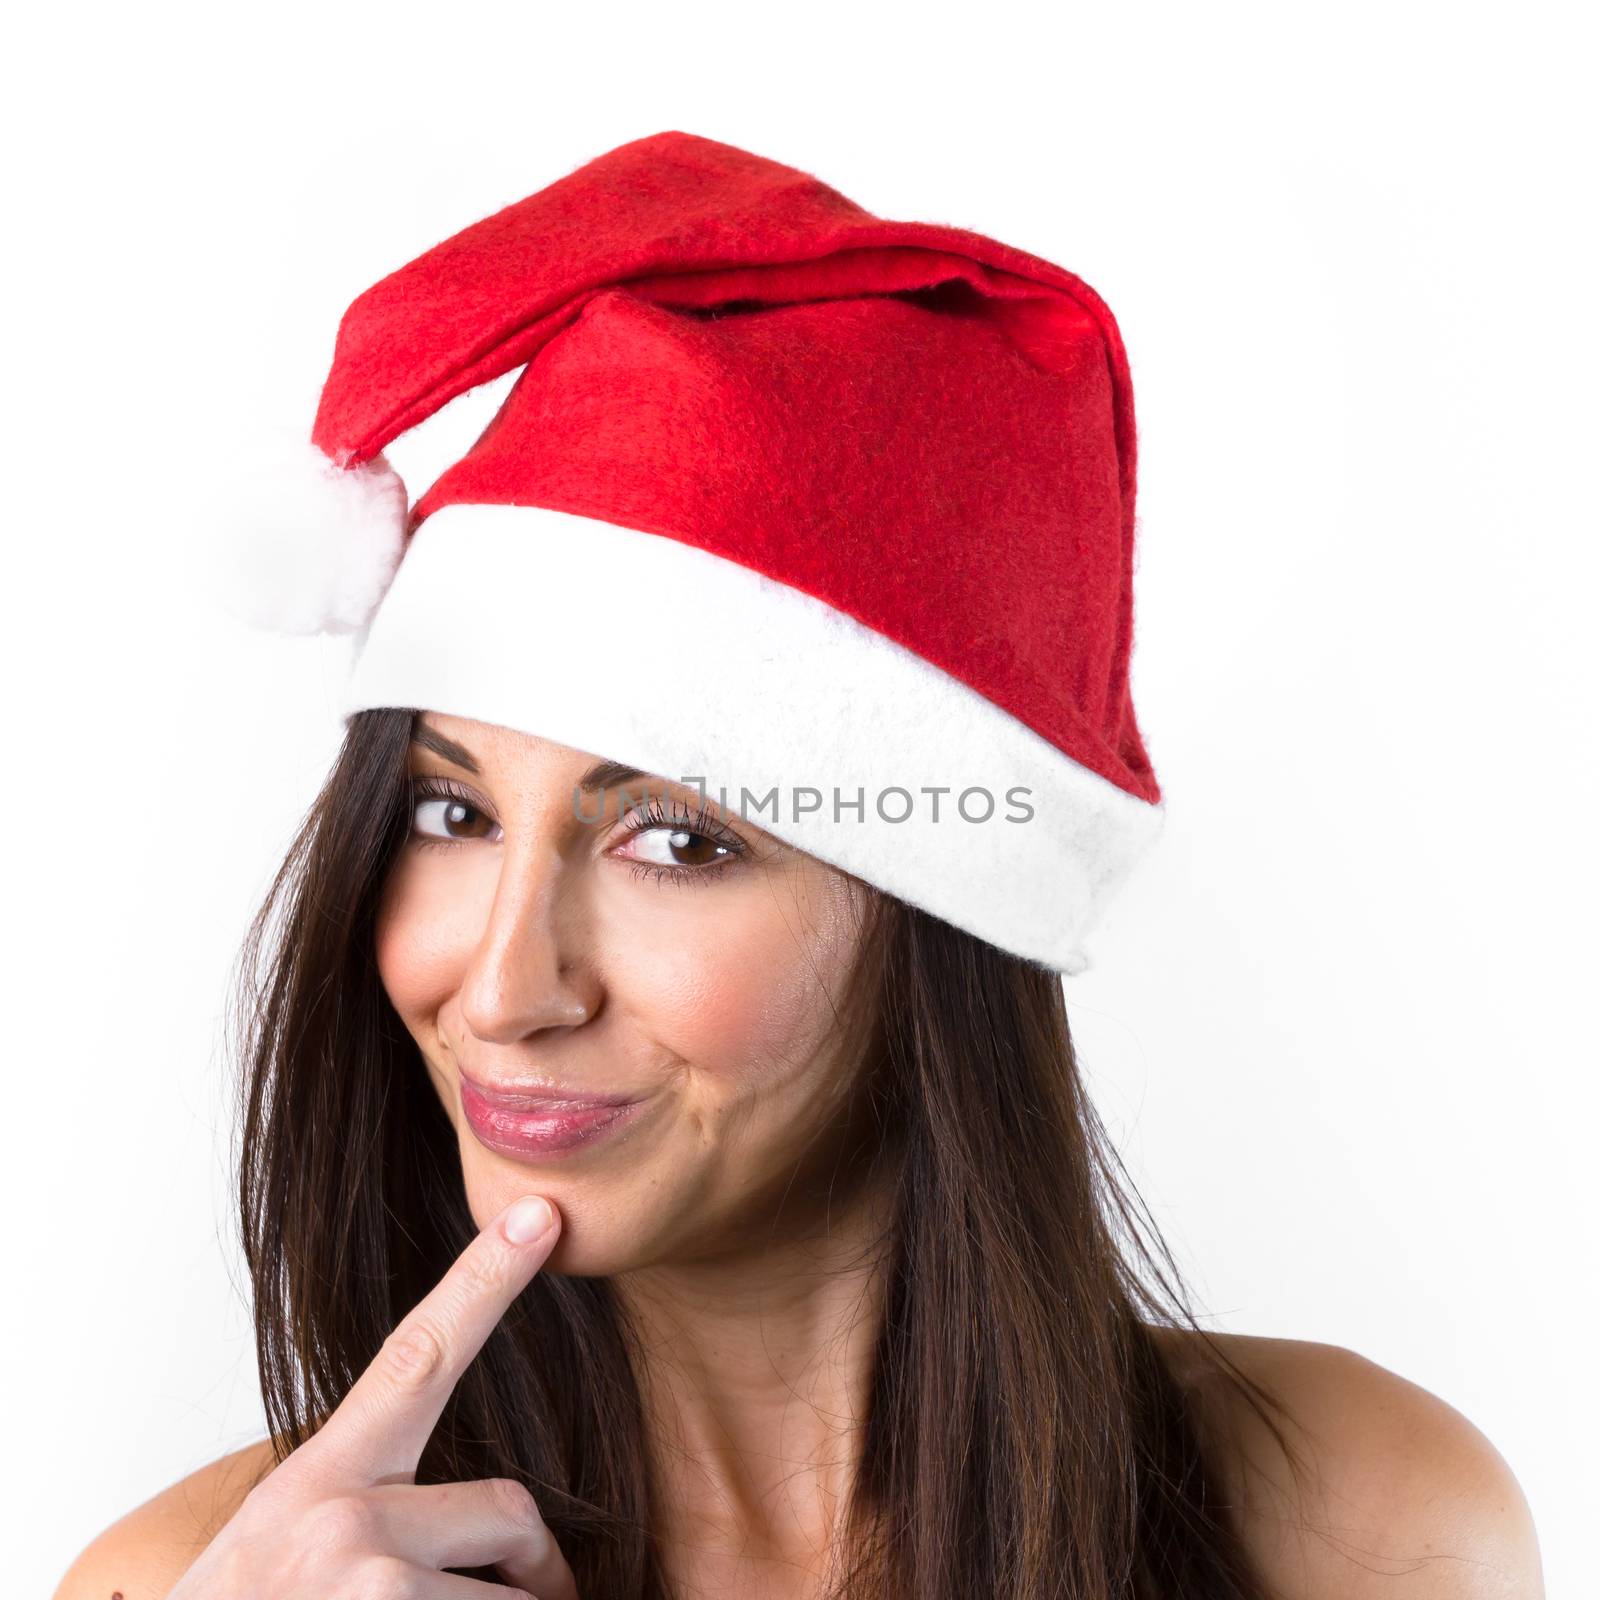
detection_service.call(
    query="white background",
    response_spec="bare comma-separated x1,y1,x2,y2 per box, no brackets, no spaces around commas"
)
9,3,1593,1594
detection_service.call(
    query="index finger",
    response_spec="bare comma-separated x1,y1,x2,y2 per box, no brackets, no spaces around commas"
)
298,1194,561,1485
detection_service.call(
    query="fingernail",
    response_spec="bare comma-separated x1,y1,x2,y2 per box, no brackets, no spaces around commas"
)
504,1196,555,1243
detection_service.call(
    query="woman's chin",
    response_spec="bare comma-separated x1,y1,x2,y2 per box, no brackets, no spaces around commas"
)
461,1168,653,1277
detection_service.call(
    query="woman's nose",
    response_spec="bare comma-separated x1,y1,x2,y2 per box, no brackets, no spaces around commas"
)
455,840,601,1042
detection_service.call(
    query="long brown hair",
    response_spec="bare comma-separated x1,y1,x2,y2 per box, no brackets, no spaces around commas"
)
228,705,1307,1597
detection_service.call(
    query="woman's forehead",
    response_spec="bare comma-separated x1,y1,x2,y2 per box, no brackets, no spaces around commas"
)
412,715,630,783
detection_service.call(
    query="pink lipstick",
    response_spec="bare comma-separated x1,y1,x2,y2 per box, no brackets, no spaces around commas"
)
458,1074,644,1160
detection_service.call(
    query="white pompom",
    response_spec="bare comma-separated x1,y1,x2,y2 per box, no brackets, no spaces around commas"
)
203,432,410,636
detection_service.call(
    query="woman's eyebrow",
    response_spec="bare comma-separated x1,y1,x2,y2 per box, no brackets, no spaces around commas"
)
409,722,647,795
577,759,649,793
410,721,482,774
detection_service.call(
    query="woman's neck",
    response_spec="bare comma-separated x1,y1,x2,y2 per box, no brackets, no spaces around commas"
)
613,1178,894,1583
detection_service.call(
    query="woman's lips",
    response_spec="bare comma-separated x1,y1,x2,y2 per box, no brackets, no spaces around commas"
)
458,1075,644,1160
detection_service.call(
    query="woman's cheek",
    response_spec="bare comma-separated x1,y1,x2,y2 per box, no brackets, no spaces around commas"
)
622,876,861,1093
374,858,490,1016
619,941,786,1083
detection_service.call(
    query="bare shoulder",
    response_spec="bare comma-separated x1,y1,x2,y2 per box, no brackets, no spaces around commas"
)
52,1435,281,1600
1150,1327,1545,1599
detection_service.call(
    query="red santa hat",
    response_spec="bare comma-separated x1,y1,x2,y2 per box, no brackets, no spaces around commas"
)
218,130,1165,977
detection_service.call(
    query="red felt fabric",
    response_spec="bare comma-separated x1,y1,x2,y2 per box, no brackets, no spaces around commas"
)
310,131,1158,805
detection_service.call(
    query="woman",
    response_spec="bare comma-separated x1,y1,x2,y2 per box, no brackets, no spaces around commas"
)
56,131,1542,1599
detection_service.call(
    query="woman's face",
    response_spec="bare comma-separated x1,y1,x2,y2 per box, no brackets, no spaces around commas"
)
375,712,876,1276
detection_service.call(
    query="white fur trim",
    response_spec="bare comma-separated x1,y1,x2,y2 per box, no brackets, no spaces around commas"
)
203,433,409,636
339,504,1165,975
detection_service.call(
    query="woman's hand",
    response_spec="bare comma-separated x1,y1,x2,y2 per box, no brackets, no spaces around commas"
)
168,1193,578,1600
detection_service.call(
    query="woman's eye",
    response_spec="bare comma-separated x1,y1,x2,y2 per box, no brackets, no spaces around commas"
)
624,825,737,872
410,791,500,845
406,777,743,882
